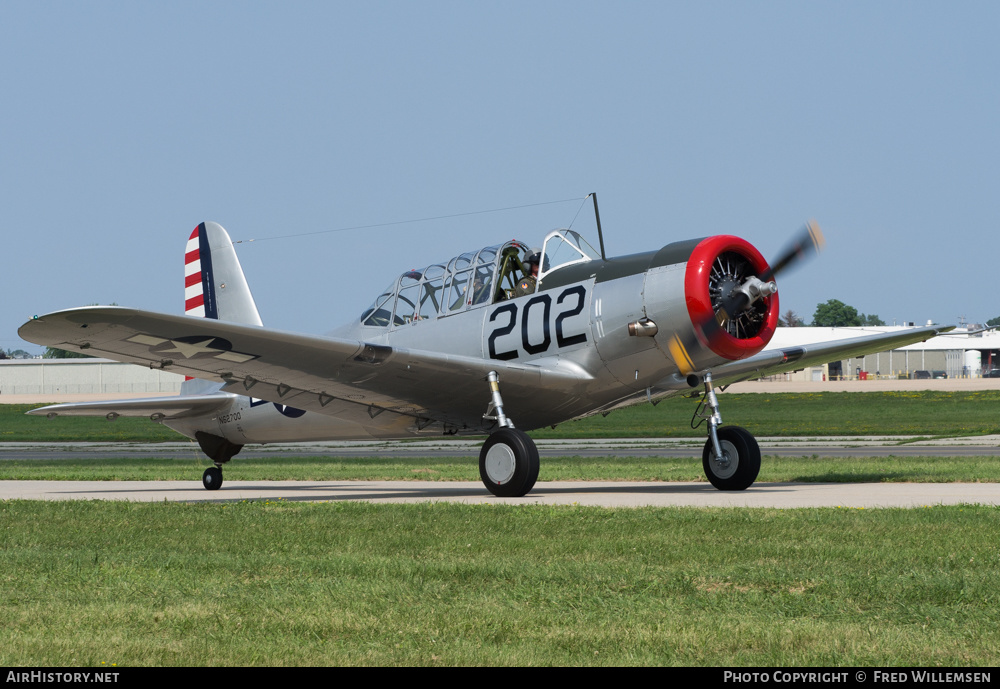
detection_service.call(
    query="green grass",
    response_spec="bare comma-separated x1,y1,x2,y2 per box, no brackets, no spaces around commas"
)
6,390,1000,443
1,453,999,483
5,392,996,667
0,500,997,666
531,390,1000,438
0,404,179,442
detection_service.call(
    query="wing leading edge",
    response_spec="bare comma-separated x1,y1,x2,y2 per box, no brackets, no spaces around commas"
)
702,325,955,387
19,307,592,432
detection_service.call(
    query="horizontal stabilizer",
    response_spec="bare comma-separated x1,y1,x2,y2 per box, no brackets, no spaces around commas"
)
27,392,235,419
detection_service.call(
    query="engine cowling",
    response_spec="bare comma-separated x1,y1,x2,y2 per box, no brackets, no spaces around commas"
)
684,234,779,360
642,235,779,375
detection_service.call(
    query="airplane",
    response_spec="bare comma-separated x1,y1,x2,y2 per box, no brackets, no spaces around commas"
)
19,213,952,496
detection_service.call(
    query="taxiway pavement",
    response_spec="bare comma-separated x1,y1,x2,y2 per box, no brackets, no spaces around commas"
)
0,479,997,508
0,436,997,508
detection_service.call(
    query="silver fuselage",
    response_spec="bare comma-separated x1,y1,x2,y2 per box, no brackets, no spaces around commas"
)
166,242,712,445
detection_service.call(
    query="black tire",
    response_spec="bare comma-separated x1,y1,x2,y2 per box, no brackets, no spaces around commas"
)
479,427,540,497
702,426,760,491
202,466,223,491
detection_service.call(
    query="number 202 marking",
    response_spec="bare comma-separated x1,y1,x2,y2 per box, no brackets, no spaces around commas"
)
488,285,587,360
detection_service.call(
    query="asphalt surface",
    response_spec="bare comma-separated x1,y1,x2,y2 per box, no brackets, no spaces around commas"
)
1,435,998,459
1,437,997,508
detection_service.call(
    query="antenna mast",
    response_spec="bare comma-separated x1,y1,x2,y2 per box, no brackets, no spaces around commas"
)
589,192,606,260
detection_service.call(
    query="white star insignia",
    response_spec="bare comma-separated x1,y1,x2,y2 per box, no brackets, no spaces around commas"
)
127,333,258,363
156,337,220,358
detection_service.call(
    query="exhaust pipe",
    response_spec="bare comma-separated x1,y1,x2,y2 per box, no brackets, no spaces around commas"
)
628,318,658,337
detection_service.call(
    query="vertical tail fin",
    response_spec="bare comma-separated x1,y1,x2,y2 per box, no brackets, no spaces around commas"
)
184,222,262,326
183,222,261,394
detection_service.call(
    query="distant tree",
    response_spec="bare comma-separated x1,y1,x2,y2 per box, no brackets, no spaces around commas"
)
812,299,863,327
3,348,31,359
860,313,886,326
779,309,805,327
42,347,94,359
988,316,1000,327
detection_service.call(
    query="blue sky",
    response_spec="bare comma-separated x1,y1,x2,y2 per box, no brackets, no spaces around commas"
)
3,1,997,354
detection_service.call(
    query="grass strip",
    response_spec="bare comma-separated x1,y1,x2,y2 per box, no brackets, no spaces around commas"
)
1,454,998,483
0,500,997,666
531,390,1000,438
0,404,178,442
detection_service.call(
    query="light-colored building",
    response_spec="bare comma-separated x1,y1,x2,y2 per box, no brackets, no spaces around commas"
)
765,325,1000,381
0,358,184,396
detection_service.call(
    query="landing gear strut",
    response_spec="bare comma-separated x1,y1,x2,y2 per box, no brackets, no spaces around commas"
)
479,372,539,497
195,431,243,491
696,373,760,490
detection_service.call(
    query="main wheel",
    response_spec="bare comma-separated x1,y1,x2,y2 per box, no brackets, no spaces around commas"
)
202,466,223,491
479,427,540,497
702,425,760,491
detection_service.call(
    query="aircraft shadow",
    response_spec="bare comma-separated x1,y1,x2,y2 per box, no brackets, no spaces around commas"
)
787,472,908,483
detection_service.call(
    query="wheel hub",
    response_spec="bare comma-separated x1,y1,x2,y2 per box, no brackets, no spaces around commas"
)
711,440,739,479
484,443,517,485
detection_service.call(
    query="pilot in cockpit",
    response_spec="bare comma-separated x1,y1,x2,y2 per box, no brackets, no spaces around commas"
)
513,249,542,298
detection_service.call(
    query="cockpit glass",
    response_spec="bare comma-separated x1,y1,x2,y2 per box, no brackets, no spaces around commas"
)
359,243,511,327
471,265,494,305
399,270,422,288
423,264,446,280
449,251,476,273
566,230,601,260
539,229,598,281
422,275,444,314
476,247,497,265
394,283,424,324
445,269,471,311
361,281,397,327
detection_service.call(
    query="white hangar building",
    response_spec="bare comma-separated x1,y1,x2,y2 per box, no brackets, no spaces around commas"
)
0,358,183,396
766,325,1000,381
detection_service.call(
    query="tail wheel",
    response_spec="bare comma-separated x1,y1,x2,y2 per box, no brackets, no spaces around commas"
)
202,466,223,491
702,426,760,491
479,428,540,497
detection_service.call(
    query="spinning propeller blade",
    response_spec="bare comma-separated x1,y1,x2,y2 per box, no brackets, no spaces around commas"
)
761,220,825,282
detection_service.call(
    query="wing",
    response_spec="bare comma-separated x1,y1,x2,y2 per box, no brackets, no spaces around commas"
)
19,307,591,432
25,392,235,419
703,325,955,386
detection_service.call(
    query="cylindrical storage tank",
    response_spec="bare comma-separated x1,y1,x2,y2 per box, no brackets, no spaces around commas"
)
965,350,982,377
